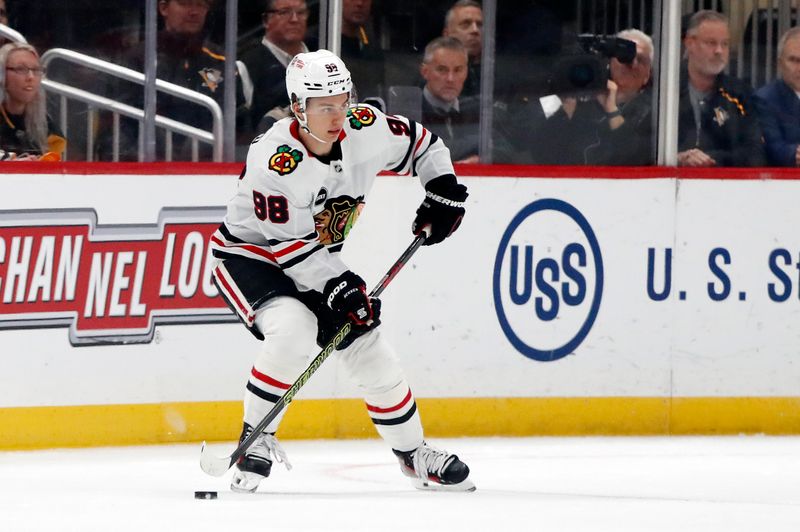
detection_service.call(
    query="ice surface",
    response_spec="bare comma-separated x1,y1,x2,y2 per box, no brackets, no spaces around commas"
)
1,436,799,531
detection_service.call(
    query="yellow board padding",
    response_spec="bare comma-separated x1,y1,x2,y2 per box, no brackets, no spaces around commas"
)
2,396,800,450
0,401,241,450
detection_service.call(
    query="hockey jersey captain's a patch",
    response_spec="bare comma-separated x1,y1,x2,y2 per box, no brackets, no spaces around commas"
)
269,145,304,175
347,106,376,130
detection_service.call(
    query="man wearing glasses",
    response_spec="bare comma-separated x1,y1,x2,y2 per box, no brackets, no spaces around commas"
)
241,0,312,132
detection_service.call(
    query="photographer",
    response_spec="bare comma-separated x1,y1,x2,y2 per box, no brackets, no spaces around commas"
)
499,29,654,165
589,29,654,165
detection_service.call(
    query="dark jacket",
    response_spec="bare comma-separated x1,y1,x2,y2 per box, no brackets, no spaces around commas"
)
753,78,800,166
0,108,66,159
461,60,481,98
497,89,654,166
240,43,290,132
678,66,766,167
586,88,654,166
341,31,385,101
113,31,246,160
127,32,244,131
421,94,480,161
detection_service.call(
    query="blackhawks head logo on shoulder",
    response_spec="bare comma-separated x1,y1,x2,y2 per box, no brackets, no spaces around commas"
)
347,106,376,130
269,145,304,175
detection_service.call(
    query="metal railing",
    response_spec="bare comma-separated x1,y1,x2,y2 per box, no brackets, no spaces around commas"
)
3,1,800,166
0,23,223,162
40,48,223,162
40,79,216,162
727,0,796,88
0,23,26,45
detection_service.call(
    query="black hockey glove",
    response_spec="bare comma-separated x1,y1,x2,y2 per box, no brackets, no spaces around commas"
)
316,298,381,351
320,271,381,350
412,174,468,246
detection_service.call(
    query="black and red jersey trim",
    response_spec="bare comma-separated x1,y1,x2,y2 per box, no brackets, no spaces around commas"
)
218,223,247,244
389,119,418,174
267,231,317,246
281,243,324,269
413,134,438,174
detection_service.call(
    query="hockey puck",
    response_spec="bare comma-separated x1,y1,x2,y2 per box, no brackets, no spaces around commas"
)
194,491,218,500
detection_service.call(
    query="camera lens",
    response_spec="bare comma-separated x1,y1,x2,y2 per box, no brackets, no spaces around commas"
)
568,63,596,88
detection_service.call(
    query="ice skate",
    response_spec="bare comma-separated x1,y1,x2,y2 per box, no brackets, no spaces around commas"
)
230,424,292,493
393,442,475,492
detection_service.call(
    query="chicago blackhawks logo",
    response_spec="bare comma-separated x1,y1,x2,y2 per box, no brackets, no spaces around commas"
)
269,145,304,175
313,195,365,245
347,106,376,130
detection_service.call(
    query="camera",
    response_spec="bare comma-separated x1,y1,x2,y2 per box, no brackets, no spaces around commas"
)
548,34,637,97
577,34,637,63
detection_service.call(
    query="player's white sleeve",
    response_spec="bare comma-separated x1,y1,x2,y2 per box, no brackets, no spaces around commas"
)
374,107,456,186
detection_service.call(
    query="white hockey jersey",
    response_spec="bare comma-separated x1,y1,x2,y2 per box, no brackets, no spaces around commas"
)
211,104,455,293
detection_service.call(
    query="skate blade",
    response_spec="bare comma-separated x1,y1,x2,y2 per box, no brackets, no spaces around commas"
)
230,472,263,494
229,483,258,494
231,472,265,493
411,478,476,492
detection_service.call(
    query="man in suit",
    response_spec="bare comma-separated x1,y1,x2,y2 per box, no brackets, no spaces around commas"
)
754,27,800,166
241,0,311,132
420,36,479,163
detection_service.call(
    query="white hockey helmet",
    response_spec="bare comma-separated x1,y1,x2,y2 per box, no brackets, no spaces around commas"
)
285,49,353,115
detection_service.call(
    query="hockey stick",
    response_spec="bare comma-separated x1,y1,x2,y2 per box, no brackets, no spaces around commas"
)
200,228,430,477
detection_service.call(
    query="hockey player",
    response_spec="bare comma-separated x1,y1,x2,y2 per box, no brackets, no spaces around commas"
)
210,49,473,493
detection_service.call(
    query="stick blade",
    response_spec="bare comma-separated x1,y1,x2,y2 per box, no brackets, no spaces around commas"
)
199,441,234,477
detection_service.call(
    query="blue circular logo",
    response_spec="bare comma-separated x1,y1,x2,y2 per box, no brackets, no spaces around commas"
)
493,198,603,362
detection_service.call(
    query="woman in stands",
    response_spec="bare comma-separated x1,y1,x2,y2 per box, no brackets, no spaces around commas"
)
0,42,65,160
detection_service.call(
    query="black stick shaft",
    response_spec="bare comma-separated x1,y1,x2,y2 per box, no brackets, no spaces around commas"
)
226,232,428,469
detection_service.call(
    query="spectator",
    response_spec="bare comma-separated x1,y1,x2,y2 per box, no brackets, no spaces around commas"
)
754,27,800,166
498,29,654,165
241,0,311,132
0,43,66,160
590,28,655,165
442,0,482,97
420,36,479,163
677,10,765,167
114,0,246,160
340,0,384,101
